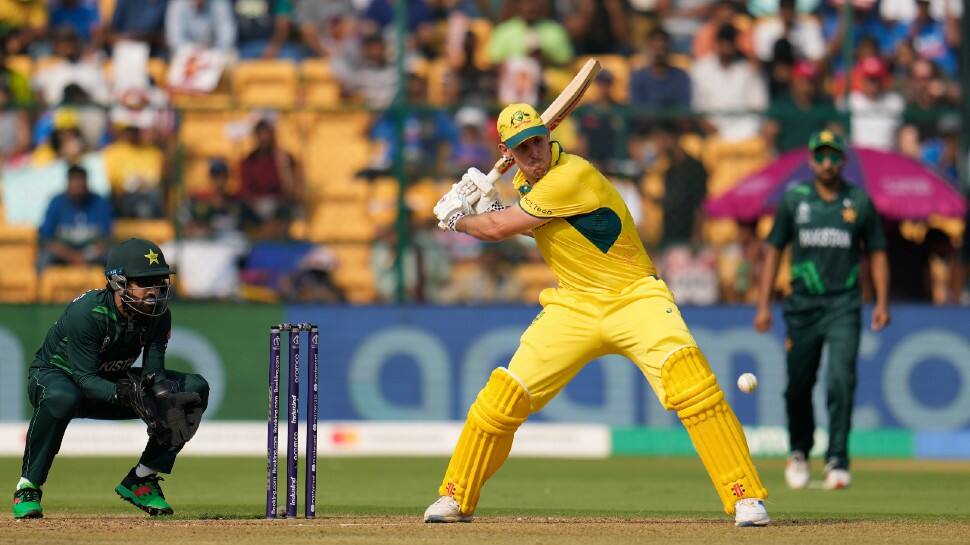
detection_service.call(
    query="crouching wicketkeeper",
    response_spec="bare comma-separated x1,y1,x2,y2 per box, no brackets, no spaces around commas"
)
12,238,208,519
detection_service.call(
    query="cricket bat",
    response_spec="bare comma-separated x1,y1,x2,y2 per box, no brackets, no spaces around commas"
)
481,58,602,187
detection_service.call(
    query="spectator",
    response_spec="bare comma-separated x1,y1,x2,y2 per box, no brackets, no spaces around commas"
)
101,122,165,218
31,109,87,166
900,58,957,140
690,24,768,142
233,0,304,60
165,0,237,54
238,118,300,240
107,0,168,55
332,31,397,109
887,0,959,76
0,38,32,106
653,124,707,248
822,3,894,68
917,113,961,183
693,0,754,59
37,165,113,270
765,60,838,152
657,0,718,54
280,246,347,303
180,159,253,239
0,0,46,55
296,0,356,59
843,57,904,151
576,69,624,170
753,0,824,62
0,79,30,162
50,0,101,44
361,0,437,59
560,0,631,56
487,0,573,67
629,28,691,122
33,25,110,107
445,17,498,104
451,106,493,175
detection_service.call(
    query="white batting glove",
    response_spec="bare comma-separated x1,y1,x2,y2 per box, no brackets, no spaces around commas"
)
433,182,476,231
461,167,504,214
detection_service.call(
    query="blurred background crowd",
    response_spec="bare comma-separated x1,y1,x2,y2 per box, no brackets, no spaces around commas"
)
0,0,966,305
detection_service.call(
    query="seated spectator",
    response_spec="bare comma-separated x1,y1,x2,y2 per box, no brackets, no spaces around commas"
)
238,118,300,240
102,122,165,218
0,0,46,55
843,57,904,151
629,28,691,125
657,0,717,54
887,0,959,77
0,38,32,106
917,113,960,183
165,0,236,54
693,0,754,59
752,0,824,62
233,0,304,60
576,69,624,171
296,0,356,58
900,58,958,140
690,24,768,142
37,165,113,270
450,106,492,175
332,31,397,109
33,25,110,108
180,158,252,239
444,17,498,104
487,0,573,67
822,3,894,69
50,0,101,44
652,124,707,248
279,246,347,303
361,0,437,58
560,0,631,56
107,0,169,56
765,60,837,152
363,71,458,179
31,109,88,166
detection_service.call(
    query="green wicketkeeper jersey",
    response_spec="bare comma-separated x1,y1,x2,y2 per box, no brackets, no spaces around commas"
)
31,289,171,403
767,181,886,306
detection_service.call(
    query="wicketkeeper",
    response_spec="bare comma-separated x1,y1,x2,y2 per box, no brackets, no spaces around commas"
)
425,104,770,526
12,238,208,519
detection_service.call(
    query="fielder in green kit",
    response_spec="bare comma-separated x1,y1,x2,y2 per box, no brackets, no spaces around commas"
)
12,239,208,519
754,131,890,490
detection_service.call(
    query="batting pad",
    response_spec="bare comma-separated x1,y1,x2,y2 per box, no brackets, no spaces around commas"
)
661,346,768,515
439,367,531,515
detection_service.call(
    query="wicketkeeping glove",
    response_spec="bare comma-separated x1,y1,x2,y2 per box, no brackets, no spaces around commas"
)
114,371,204,448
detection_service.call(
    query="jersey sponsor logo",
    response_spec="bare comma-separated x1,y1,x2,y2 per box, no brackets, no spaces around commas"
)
99,356,138,373
798,228,851,248
521,196,552,216
796,202,811,224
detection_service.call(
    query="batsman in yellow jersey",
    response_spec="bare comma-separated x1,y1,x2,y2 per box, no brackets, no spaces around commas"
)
427,104,770,527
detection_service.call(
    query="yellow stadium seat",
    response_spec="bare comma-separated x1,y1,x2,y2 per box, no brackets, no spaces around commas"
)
300,59,341,107
304,112,371,189
0,268,38,303
0,224,38,244
148,58,167,87
426,58,453,106
233,60,299,108
703,136,770,198
0,243,36,270
178,111,237,157
39,266,105,303
113,219,176,244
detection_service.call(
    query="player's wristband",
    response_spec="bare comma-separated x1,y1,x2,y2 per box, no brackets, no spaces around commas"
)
485,202,506,213
447,211,466,232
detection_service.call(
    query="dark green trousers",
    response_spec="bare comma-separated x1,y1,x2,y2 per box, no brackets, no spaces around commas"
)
783,303,861,470
20,367,209,486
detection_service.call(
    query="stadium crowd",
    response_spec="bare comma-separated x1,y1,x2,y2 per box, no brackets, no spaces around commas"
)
0,0,966,305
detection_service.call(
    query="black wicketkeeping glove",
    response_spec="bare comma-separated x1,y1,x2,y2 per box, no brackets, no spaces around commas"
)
114,371,163,433
150,379,204,449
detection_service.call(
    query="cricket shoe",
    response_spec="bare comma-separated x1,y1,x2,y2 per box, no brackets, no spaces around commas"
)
12,486,43,519
734,498,770,527
423,496,473,523
823,462,851,490
785,452,810,489
115,467,174,516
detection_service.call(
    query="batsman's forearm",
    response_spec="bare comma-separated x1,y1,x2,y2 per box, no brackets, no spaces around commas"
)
870,250,890,307
756,245,782,309
456,213,505,242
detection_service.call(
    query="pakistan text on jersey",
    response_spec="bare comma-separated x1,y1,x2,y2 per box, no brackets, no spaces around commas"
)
798,228,851,248
100,356,138,373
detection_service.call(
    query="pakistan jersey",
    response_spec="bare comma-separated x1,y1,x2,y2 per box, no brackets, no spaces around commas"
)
513,142,656,293
32,289,171,403
767,181,886,309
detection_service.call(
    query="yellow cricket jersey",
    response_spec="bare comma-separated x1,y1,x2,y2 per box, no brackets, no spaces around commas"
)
513,142,655,293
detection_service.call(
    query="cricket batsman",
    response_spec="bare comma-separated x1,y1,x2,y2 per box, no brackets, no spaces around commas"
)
425,104,770,526
12,238,208,519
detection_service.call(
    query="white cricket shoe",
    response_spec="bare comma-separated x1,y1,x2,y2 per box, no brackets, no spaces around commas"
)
734,498,770,527
823,468,851,490
423,496,473,523
785,452,810,489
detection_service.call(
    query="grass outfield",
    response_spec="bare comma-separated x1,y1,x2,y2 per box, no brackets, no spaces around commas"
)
1,456,968,544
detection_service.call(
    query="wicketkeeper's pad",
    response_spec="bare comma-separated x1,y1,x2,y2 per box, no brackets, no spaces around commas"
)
439,367,531,515
661,346,768,514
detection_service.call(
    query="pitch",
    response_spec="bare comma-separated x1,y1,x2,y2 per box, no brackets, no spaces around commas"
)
1,456,968,544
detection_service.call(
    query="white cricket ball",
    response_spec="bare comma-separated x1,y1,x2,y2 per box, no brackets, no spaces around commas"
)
737,373,758,394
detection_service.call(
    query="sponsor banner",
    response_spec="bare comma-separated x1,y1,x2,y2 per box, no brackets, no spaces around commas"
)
0,422,610,458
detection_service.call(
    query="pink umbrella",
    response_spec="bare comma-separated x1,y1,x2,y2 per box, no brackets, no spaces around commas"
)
704,147,967,222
